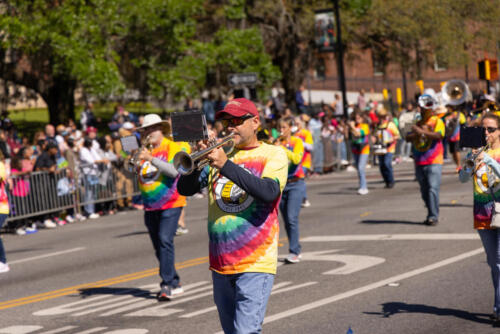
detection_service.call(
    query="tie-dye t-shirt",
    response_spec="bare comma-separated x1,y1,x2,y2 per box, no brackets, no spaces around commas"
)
411,116,445,165
138,137,190,211
204,142,288,275
281,136,305,179
473,148,500,229
0,162,8,214
351,123,370,155
295,128,313,170
378,121,400,154
448,112,466,143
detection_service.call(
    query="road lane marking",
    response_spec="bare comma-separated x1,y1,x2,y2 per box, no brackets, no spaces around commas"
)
299,249,385,275
301,233,479,242
73,329,107,334
39,326,78,334
360,211,372,217
9,248,86,265
0,257,208,310
0,326,42,334
260,248,484,328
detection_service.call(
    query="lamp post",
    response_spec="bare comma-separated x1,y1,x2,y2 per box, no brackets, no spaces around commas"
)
333,0,347,118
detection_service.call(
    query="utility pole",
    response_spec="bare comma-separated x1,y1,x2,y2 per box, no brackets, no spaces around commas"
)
333,0,347,118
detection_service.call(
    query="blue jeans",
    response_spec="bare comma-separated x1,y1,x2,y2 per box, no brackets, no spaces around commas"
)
415,164,442,220
478,229,500,315
280,180,305,255
312,137,324,174
212,271,274,334
0,214,7,263
378,153,394,185
84,175,99,215
144,207,182,288
353,153,368,190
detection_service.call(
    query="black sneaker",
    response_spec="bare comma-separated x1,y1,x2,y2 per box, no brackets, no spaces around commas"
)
425,218,438,226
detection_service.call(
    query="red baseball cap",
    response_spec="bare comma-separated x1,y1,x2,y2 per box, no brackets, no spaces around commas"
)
216,98,258,119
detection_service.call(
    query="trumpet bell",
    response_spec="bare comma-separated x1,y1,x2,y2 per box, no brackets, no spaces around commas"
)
173,150,195,175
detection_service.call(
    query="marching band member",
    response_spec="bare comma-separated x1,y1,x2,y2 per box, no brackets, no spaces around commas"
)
136,114,189,301
277,117,305,263
444,106,466,172
348,109,370,195
406,94,445,226
373,107,400,189
177,98,287,334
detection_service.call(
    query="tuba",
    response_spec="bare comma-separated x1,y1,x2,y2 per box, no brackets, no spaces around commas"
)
441,80,472,106
173,134,235,175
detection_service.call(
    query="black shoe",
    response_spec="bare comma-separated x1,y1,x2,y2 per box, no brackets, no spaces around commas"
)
425,218,438,226
385,182,395,189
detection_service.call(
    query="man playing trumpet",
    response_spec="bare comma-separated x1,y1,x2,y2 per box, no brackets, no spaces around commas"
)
177,98,288,334
135,114,190,301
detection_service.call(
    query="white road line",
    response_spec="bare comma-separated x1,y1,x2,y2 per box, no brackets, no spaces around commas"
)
271,282,318,295
98,283,212,317
9,247,86,265
301,233,479,242
0,326,42,334
262,248,484,326
39,327,78,334
74,329,107,334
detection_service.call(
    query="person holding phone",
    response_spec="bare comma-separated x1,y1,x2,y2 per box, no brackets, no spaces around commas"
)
459,113,500,325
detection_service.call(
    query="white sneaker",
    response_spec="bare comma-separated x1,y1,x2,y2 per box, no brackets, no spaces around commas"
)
65,215,75,223
301,199,311,208
15,228,26,236
346,166,356,172
44,219,57,229
176,227,189,236
75,213,86,221
366,164,372,169
88,213,100,219
357,188,369,195
25,225,37,234
0,262,10,273
285,253,302,264
341,160,350,166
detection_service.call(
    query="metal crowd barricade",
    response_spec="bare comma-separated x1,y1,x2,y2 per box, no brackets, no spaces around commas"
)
4,164,140,224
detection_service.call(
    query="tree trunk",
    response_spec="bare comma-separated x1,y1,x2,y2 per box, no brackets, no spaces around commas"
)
43,76,76,125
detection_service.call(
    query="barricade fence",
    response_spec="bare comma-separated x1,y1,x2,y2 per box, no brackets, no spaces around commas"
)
4,164,140,224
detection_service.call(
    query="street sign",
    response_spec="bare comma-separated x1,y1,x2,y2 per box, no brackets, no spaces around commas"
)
227,73,258,86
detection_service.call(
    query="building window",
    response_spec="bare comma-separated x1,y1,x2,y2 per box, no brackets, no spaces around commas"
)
372,51,384,76
434,54,447,72
315,57,326,80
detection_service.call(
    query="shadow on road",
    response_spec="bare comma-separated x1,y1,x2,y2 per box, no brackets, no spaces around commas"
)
361,219,424,225
364,302,492,325
78,287,155,299
115,231,149,238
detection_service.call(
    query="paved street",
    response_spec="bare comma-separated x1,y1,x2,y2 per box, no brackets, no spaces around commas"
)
0,161,496,334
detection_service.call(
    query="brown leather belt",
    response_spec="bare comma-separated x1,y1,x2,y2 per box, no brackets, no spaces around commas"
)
287,177,302,183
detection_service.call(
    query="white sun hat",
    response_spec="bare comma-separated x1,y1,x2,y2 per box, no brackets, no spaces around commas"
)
137,114,170,134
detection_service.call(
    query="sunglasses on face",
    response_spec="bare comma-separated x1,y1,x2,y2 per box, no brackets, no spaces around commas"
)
220,115,254,128
485,127,498,133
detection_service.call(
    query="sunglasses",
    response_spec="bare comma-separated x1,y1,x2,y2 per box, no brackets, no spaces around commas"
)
220,115,254,128
485,127,498,133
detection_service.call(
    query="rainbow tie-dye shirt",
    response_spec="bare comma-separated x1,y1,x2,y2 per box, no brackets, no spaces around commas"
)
473,148,500,229
138,137,190,211
281,136,305,179
204,142,288,275
378,121,400,154
447,112,466,143
411,116,445,165
295,128,313,170
351,123,370,155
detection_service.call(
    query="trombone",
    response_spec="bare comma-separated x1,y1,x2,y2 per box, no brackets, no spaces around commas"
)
173,133,235,175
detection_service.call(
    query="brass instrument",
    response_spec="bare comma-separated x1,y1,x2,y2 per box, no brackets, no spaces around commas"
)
128,134,153,172
441,79,472,106
464,144,489,169
173,133,235,175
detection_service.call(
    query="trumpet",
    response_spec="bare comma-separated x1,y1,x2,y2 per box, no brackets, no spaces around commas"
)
173,133,235,175
464,144,489,169
128,134,153,171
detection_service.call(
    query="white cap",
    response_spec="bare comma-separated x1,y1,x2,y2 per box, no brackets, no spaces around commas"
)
122,122,134,130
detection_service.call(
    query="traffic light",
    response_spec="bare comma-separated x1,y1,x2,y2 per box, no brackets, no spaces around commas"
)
478,59,498,80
